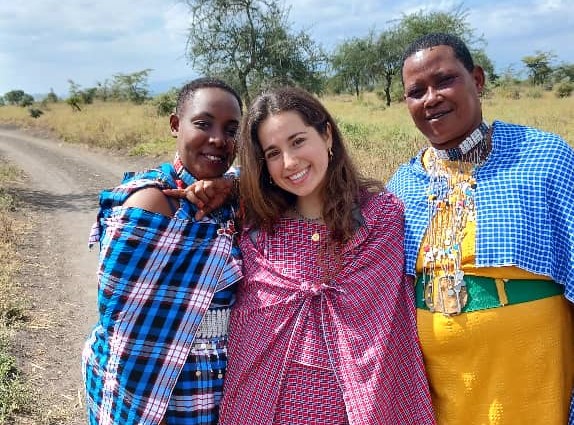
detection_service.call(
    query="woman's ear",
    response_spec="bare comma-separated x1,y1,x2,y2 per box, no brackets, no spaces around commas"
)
169,113,179,138
324,121,333,150
472,65,486,94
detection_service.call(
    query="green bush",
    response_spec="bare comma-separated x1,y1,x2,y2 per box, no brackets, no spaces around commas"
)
555,81,573,98
28,108,43,118
153,89,178,117
0,335,30,422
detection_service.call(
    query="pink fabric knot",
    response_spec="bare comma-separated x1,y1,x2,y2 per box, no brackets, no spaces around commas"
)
300,282,345,297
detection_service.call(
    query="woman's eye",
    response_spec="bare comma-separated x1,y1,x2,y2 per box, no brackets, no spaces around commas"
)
265,150,280,160
293,137,305,146
194,121,210,130
438,75,456,89
225,126,238,138
406,87,425,99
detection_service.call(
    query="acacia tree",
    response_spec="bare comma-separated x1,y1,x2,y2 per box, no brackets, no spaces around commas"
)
391,7,493,86
4,90,28,106
330,34,377,97
328,7,492,105
181,0,326,104
522,51,556,86
111,69,152,104
373,28,404,106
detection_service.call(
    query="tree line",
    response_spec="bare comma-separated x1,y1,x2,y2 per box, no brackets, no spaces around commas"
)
1,1,573,115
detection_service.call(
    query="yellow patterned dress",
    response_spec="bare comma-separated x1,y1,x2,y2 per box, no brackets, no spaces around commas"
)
416,151,574,424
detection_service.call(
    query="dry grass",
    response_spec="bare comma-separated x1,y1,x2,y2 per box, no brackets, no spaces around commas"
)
323,90,574,181
0,101,172,152
0,89,573,182
0,163,31,424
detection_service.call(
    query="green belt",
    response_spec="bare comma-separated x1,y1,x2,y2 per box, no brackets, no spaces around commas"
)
415,275,564,313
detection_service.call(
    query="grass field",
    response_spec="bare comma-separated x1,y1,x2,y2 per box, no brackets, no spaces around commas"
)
1,87,573,183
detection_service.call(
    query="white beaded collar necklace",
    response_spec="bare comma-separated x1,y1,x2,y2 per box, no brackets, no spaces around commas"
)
433,121,489,161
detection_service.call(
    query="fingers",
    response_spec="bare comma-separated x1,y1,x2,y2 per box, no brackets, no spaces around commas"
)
162,188,187,198
194,209,207,221
190,181,213,205
162,178,234,220
162,187,205,209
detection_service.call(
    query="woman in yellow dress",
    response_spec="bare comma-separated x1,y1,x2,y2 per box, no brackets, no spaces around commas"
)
387,32,574,424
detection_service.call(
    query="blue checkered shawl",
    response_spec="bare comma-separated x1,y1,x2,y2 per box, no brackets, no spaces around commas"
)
387,120,574,303
83,162,241,425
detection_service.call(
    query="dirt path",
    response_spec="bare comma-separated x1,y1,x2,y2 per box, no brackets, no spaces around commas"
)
0,127,167,424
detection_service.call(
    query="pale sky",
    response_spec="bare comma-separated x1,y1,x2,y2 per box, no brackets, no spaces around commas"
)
1,0,572,97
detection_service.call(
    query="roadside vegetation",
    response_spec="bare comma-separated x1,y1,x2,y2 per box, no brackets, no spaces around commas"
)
0,162,31,424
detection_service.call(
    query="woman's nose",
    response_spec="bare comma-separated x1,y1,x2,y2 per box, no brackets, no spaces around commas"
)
424,86,442,107
283,151,298,169
209,128,226,147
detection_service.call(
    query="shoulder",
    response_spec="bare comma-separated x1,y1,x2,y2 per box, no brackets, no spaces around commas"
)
387,150,428,195
492,120,568,147
98,162,177,213
361,190,404,224
492,120,574,163
123,187,175,217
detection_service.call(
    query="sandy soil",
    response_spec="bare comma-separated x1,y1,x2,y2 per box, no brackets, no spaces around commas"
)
0,127,168,424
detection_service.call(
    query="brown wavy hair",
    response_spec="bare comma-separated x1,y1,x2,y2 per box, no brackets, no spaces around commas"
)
239,86,384,243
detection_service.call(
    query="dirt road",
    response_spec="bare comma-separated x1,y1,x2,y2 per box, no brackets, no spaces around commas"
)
0,127,166,424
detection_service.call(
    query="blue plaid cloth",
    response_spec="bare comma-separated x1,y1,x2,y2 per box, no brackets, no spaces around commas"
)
387,120,574,302
82,160,241,425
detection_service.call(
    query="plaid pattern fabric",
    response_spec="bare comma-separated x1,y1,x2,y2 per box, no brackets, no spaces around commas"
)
387,120,574,303
273,362,348,424
83,161,241,425
219,192,435,425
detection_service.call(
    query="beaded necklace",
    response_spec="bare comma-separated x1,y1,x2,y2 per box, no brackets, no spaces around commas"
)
421,122,490,315
434,121,489,161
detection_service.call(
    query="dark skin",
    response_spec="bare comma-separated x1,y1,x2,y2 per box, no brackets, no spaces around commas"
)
126,86,240,424
125,86,240,220
163,177,235,220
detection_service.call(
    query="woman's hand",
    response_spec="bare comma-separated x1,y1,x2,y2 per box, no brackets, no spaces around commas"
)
163,177,236,220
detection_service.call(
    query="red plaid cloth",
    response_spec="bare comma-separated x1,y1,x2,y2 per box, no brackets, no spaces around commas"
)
219,192,435,425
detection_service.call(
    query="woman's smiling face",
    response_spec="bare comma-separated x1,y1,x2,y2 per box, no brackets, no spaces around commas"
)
258,110,332,208
170,87,241,180
402,44,485,151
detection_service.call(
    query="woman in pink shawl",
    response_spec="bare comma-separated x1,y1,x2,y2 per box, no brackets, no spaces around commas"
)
215,86,434,425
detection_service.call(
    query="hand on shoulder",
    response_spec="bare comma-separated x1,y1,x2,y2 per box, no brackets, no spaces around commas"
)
163,177,236,220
